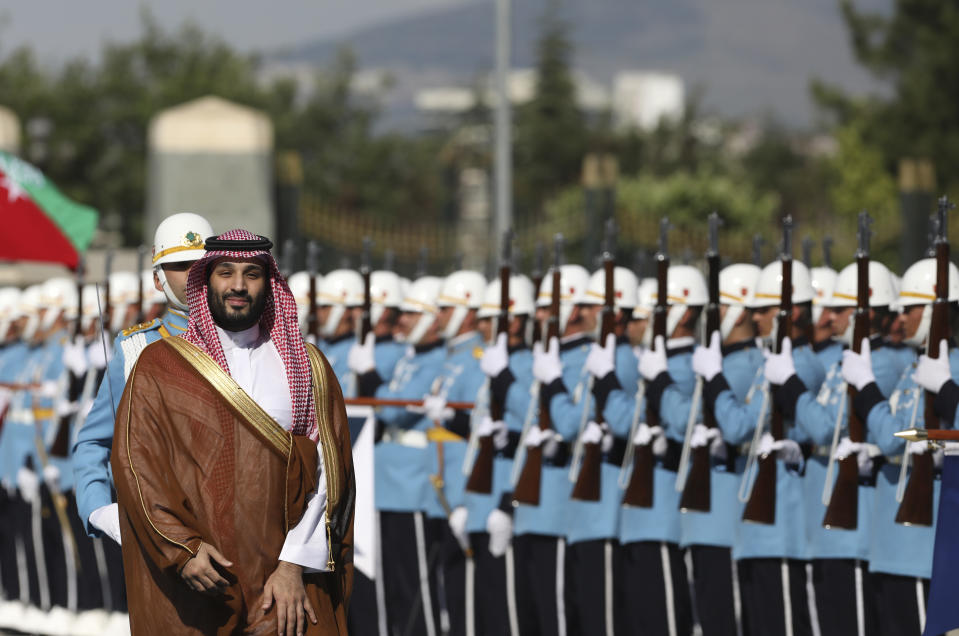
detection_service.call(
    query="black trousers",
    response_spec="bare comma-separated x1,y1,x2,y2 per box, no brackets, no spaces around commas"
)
65,492,106,611
512,534,565,636
738,558,811,636
565,539,620,636
689,545,740,636
12,493,42,606
871,572,930,636
380,511,436,636
619,541,693,636
810,558,877,636
428,518,468,636
347,570,381,636
101,531,127,612
469,532,511,636
0,488,20,600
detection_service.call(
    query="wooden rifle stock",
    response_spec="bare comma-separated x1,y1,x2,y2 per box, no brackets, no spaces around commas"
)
466,232,513,494
823,213,870,529
680,217,721,512
743,217,793,524
513,243,562,506
359,237,373,341
306,241,320,341
623,220,670,507
896,202,951,526
571,251,616,501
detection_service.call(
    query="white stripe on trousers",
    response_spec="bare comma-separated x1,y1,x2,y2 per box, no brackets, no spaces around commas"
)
91,538,113,613
661,543,678,636
806,562,821,636
505,545,519,636
731,556,744,636
604,541,614,636
465,556,475,636
374,511,388,636
413,512,437,636
854,562,865,636
781,559,793,636
31,497,50,611
916,578,926,633
556,539,567,636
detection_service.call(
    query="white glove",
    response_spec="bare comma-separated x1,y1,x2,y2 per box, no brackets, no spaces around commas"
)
89,503,122,545
87,336,110,370
486,509,513,558
422,394,454,423
524,427,561,458
42,464,60,489
581,421,614,453
834,437,874,477
763,337,796,385
908,440,930,456
17,467,40,504
56,400,78,418
39,380,59,398
62,336,88,377
639,335,668,381
448,506,470,553
476,415,509,449
585,334,616,380
480,333,509,378
692,331,723,382
914,339,951,393
841,338,875,391
690,423,721,449
348,332,376,374
632,422,663,447
756,432,803,465
532,337,562,385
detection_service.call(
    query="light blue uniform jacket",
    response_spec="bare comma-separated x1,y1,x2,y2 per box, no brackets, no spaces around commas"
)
0,342,43,488
321,334,356,397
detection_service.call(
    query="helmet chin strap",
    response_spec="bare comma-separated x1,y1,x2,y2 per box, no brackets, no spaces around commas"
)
156,267,189,311
719,305,743,341
838,320,854,347
442,306,469,341
904,305,932,348
407,312,436,346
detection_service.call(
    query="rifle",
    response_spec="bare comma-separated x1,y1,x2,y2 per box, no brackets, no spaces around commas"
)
512,234,564,505
50,259,86,459
530,242,546,346
679,212,722,512
622,218,670,508
571,219,617,501
896,196,953,526
752,234,765,268
416,246,429,279
103,250,114,334
281,239,296,279
802,236,814,268
742,215,794,525
822,211,871,529
822,237,834,270
135,244,147,324
306,241,320,341
359,237,373,341
466,229,513,494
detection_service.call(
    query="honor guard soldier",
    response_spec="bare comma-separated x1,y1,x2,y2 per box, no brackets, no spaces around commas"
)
843,257,959,635
285,270,316,337
515,263,590,635
316,269,363,393
356,275,447,636
139,269,167,323
777,260,907,635
810,266,842,367
74,212,214,549
713,259,826,636
466,274,536,635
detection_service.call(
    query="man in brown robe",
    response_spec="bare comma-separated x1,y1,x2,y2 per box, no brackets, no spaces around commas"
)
111,230,354,636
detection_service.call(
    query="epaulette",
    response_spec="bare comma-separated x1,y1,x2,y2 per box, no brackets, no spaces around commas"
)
472,346,484,360
121,319,160,338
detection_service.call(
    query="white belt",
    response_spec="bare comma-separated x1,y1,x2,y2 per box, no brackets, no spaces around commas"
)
383,427,429,448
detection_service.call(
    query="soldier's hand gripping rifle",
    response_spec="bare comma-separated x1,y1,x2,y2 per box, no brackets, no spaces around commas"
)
622,218,670,508
822,211,871,530
678,213,722,512
742,215,794,525
513,234,564,506
466,229,513,495
571,220,617,501
895,197,953,526
306,241,320,342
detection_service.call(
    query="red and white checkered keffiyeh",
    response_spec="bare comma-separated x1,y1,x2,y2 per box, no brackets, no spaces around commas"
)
181,229,318,441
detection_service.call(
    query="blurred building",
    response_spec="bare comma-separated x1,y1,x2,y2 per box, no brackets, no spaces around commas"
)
611,72,684,131
145,96,275,243
0,106,21,154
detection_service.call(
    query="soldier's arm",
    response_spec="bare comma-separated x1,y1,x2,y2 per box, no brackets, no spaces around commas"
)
857,384,911,456
705,373,765,445
542,376,595,440
73,342,126,536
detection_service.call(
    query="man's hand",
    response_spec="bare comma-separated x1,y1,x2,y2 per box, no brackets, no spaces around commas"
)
692,331,723,382
763,337,796,385
914,339,951,393
348,332,376,374
532,337,562,385
261,561,317,636
585,333,616,380
480,332,509,378
639,335,668,381
841,338,875,391
180,542,233,595
89,503,122,545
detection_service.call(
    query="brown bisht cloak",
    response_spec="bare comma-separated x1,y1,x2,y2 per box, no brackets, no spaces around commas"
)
111,338,354,635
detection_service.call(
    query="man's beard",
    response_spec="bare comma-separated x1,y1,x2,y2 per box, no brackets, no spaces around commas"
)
208,286,268,331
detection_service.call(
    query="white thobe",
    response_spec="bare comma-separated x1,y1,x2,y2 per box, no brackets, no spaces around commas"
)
215,325,330,571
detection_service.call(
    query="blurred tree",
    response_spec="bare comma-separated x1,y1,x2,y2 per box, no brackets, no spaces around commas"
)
812,0,959,191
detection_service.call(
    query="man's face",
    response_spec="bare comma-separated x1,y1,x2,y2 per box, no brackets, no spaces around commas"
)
207,259,268,331
157,260,195,306
829,307,855,337
577,304,600,334
477,317,493,342
901,304,926,340
436,306,454,332
397,311,420,338
626,317,648,346
752,306,777,338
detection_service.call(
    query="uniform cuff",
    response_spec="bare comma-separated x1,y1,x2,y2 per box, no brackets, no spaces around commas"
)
646,371,673,416
448,411,471,439
774,375,806,418
592,372,622,409
490,369,516,405
853,382,884,423
498,492,514,515
541,378,568,407
358,370,383,397
934,380,959,427
704,374,731,411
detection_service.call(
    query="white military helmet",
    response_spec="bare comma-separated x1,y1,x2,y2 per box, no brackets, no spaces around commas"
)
400,276,443,345
889,273,902,314
632,278,657,321
19,284,44,341
39,277,79,331
898,258,959,347
318,269,363,338
750,260,815,308
140,270,167,316
0,287,22,342
370,270,404,326
438,270,487,339
582,266,640,310
828,261,895,346
664,264,708,339
536,264,590,334
109,271,140,333
809,266,838,325
152,212,214,310
718,263,761,340
80,283,106,331
287,271,313,331
478,275,536,320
